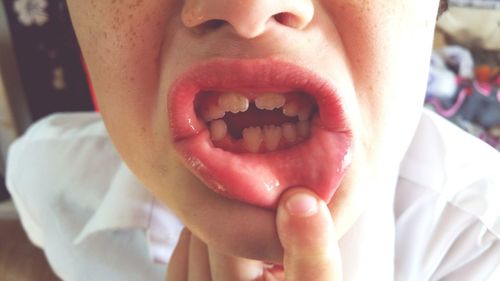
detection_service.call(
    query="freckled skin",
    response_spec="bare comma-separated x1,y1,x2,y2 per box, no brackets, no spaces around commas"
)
66,0,441,262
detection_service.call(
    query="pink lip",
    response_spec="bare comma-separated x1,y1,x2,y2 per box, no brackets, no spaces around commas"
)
169,58,352,209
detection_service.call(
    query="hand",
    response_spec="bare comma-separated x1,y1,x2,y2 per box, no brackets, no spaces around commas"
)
166,188,343,281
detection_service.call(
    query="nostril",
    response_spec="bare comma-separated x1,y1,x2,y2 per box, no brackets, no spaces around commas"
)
182,1,313,38
191,19,227,35
204,19,226,29
273,12,302,29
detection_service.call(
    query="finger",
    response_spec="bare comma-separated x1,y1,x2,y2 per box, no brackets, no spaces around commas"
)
208,248,264,281
276,188,343,281
166,228,191,281
188,234,211,281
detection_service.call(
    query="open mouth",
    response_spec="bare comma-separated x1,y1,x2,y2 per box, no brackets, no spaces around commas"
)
196,90,317,153
169,59,352,209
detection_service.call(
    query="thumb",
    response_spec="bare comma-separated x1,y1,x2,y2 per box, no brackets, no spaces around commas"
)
276,188,343,281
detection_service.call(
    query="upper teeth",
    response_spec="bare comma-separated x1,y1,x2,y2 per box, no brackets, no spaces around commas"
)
201,103,225,122
202,92,314,122
282,100,299,117
255,93,286,110
218,92,249,114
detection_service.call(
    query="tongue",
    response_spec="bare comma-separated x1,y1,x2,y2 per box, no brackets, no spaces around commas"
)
224,104,298,139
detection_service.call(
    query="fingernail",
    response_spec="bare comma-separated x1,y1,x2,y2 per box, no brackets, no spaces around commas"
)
285,192,319,217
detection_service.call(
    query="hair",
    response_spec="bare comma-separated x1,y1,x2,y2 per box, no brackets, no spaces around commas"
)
439,0,449,16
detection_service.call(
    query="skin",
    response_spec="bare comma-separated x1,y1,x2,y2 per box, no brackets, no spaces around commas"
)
275,190,342,281
66,0,441,279
167,188,342,280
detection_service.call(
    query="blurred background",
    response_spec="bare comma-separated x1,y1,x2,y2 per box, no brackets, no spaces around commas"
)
0,1,93,278
429,0,500,152
0,0,94,202
0,0,498,279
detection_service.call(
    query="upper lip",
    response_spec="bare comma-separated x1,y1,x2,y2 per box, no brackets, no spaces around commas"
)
168,58,352,208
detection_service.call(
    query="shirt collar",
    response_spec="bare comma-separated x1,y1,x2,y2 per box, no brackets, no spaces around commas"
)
399,109,447,189
73,163,183,263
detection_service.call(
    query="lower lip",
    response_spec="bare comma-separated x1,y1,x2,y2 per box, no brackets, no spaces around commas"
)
169,59,352,209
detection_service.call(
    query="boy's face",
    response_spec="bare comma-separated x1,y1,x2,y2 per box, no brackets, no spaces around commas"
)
67,0,439,261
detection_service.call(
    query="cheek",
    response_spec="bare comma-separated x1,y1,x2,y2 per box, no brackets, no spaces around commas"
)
69,1,180,173
329,1,437,157
76,4,166,105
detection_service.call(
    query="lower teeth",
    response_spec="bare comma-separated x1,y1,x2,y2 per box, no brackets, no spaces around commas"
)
210,119,227,141
282,123,297,142
263,125,282,151
209,118,312,153
242,127,263,153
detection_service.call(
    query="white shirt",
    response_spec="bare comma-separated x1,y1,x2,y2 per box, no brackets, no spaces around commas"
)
6,109,500,281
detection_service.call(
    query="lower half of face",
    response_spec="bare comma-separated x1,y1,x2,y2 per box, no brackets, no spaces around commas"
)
67,0,439,261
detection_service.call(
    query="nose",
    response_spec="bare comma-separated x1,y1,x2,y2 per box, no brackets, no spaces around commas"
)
181,0,314,38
